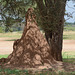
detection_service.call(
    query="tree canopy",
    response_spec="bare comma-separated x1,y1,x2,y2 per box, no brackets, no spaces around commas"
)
0,0,32,31
0,0,74,32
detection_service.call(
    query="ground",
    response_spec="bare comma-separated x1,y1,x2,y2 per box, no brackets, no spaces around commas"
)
0,32,75,74
0,37,75,55
63,40,75,51
0,37,13,54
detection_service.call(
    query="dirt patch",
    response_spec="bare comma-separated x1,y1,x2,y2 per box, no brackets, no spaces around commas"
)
63,40,75,52
0,37,14,55
0,38,75,55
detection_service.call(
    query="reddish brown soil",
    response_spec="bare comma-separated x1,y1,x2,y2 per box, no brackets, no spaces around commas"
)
0,38,75,55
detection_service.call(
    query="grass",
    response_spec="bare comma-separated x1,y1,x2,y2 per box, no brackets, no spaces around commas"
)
0,32,22,38
0,66,75,75
62,51,75,64
62,51,75,59
0,31,75,40
0,55,8,58
63,31,75,40
64,25,75,31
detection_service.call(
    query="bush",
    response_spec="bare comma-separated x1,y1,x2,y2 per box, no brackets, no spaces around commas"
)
0,27,3,33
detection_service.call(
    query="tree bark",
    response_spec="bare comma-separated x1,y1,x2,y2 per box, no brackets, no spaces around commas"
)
35,0,66,61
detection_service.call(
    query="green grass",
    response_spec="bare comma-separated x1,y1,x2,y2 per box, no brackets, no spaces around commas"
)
64,26,75,31
0,67,75,75
0,55,8,58
62,51,75,59
0,68,31,75
62,51,75,64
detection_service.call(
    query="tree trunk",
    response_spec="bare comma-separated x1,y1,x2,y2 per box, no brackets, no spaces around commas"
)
35,0,66,61
45,27,63,61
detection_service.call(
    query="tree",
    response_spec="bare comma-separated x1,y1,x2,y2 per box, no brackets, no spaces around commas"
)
34,0,66,61
0,0,67,61
0,0,31,31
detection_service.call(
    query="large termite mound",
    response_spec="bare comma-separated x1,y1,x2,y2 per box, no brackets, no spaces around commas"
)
0,8,58,69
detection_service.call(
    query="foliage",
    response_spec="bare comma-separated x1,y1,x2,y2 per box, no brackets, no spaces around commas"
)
0,27,4,33
0,0,75,32
0,0,33,32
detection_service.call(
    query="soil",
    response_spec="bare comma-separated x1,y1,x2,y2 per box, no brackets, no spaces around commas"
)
63,40,75,52
0,37,14,55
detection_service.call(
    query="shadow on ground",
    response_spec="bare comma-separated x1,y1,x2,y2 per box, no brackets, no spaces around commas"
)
63,58,75,64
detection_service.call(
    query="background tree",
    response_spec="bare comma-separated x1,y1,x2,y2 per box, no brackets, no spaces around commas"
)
0,0,31,32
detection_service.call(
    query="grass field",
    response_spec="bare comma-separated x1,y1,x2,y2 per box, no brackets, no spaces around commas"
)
0,67,75,75
0,68,75,75
0,32,22,38
63,31,75,40
0,31,75,40
64,25,75,31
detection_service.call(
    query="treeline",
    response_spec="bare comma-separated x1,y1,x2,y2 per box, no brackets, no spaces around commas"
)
65,22,75,26
64,22,75,31
0,22,25,33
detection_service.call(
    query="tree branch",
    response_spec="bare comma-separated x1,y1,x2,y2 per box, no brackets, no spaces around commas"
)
35,0,46,12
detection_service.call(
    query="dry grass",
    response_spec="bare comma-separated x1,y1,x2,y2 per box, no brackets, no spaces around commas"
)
0,32,22,38
63,31,75,40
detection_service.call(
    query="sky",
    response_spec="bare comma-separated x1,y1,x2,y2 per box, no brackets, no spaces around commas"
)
0,15,1,20
65,1,75,23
